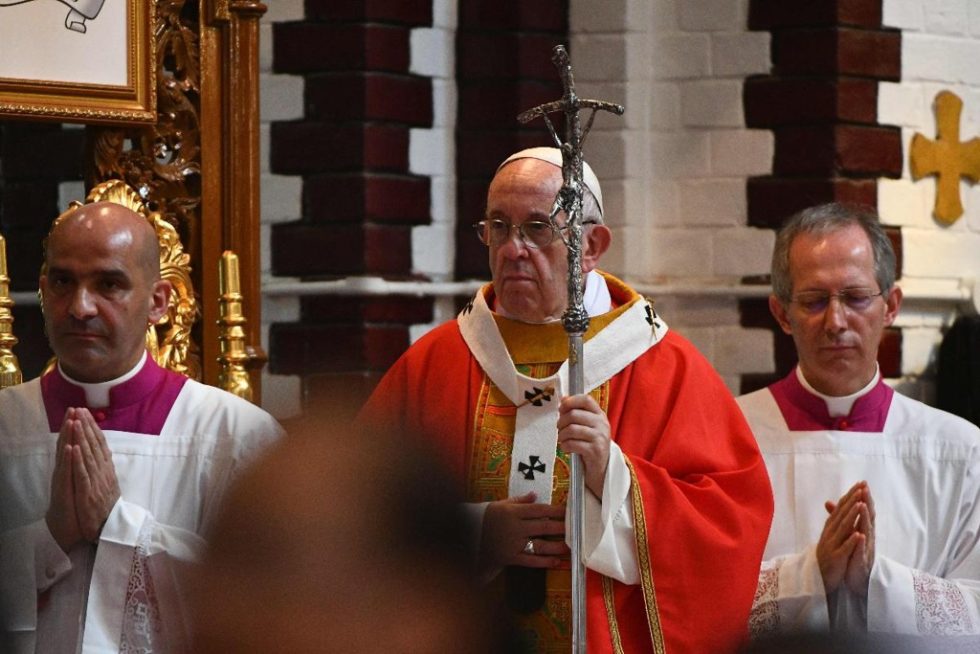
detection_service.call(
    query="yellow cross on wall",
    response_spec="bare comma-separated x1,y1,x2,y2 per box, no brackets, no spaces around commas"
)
910,90,980,225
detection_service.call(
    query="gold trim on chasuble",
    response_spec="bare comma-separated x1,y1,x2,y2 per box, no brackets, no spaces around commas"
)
601,457,667,654
602,576,626,654
466,314,618,652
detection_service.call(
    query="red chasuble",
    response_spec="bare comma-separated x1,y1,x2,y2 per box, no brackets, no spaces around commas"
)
360,273,773,653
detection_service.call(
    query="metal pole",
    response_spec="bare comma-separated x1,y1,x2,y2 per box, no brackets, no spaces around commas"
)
567,334,588,653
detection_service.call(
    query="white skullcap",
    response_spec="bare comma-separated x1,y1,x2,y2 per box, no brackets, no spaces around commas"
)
497,146,604,219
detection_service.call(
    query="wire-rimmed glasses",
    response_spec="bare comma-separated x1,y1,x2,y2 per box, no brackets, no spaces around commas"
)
473,218,596,249
790,288,884,315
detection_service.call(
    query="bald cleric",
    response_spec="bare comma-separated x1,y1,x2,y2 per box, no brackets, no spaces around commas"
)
0,201,282,653
360,148,774,653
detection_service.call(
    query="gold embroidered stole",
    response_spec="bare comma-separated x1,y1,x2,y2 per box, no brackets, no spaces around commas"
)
458,273,669,651
467,312,619,651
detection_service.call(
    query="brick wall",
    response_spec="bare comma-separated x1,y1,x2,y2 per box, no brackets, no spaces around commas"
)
264,0,437,419
740,0,903,393
262,0,784,409
2,1,974,417
455,0,568,281
257,0,980,418
257,0,304,418
406,3,462,341
260,2,574,418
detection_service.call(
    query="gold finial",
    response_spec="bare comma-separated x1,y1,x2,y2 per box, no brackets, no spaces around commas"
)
0,234,23,389
217,250,252,401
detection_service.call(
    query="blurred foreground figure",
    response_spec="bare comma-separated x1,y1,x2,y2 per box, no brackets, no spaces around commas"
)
192,416,505,653
743,631,980,654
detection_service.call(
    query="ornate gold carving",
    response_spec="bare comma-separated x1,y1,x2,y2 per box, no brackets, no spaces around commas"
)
88,0,202,248
211,0,233,21
211,0,266,21
229,1,268,16
0,234,22,389
82,0,203,378
217,251,252,401
77,179,147,213
149,211,202,380
81,0,266,393
0,104,156,124
81,180,202,379
910,91,980,225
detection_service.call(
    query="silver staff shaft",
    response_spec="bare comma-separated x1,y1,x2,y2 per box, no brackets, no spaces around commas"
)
562,163,589,654
558,191,589,653
567,333,587,653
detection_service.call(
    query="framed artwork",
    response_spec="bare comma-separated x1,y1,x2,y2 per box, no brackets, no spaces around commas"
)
0,0,155,124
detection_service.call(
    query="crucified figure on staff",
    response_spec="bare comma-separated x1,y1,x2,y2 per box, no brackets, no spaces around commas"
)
518,45,624,337
517,44,623,654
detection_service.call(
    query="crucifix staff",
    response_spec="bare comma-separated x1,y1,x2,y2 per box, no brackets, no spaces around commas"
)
517,44,624,653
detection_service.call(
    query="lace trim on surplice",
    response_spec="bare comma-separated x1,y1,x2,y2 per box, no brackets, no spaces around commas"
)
119,521,163,653
913,570,974,635
749,566,780,640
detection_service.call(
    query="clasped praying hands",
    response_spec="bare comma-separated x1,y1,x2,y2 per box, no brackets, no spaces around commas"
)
816,481,876,598
45,408,121,552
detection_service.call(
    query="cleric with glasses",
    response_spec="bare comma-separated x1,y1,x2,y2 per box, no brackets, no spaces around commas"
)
738,202,980,639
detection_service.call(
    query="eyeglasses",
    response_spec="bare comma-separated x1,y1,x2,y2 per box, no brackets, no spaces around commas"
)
473,219,560,249
790,289,884,314
473,218,595,249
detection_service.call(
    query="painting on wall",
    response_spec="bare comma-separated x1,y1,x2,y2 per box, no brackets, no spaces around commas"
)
0,0,155,124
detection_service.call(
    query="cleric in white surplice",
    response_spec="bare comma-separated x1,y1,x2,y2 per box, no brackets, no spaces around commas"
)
739,203,980,638
0,201,282,652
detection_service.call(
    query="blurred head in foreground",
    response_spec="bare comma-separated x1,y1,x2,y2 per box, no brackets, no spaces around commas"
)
191,415,503,653
743,632,980,654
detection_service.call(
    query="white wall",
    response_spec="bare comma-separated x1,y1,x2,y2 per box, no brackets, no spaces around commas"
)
569,0,777,392
879,0,980,400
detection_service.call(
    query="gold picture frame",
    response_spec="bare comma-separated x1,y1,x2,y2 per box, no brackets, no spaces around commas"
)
0,0,155,125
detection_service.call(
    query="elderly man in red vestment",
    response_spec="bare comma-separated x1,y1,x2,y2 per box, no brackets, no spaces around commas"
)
360,147,773,653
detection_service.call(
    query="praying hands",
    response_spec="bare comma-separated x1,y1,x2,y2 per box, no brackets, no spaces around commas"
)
816,481,876,598
45,408,120,552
